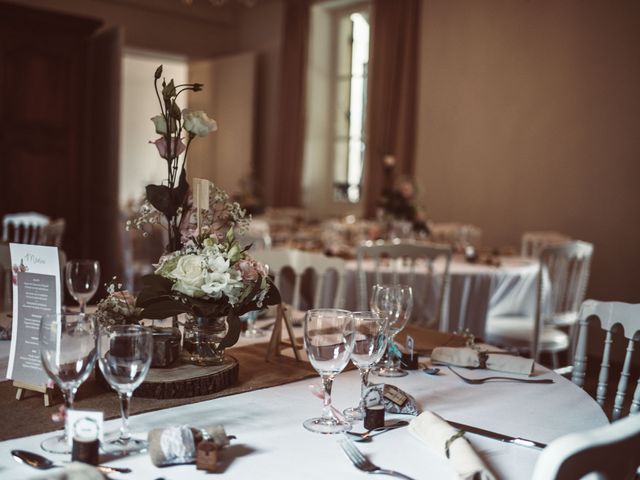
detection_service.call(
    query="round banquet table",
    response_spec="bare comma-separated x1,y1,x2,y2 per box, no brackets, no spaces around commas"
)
343,255,539,336
0,340,607,480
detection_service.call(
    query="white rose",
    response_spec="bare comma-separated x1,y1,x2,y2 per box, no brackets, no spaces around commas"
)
201,271,231,298
182,109,217,137
169,254,206,297
205,252,230,273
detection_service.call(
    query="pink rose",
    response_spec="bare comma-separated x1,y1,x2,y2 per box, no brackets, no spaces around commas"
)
151,137,186,160
236,259,266,282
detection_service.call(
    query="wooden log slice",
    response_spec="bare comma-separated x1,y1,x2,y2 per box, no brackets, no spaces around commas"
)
136,356,239,399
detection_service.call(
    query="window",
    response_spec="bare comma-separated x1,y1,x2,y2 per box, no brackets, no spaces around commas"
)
333,8,370,203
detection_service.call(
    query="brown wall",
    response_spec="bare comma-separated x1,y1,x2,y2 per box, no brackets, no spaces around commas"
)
415,0,640,302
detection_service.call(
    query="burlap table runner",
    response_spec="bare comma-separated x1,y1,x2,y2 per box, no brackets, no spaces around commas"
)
0,326,462,441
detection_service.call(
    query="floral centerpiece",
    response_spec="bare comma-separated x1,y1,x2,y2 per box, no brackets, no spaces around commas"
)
377,156,429,236
125,65,280,366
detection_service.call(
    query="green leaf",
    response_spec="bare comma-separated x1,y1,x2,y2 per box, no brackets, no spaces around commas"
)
146,184,172,217
162,79,176,99
170,101,181,120
140,299,190,319
263,277,281,306
220,315,241,348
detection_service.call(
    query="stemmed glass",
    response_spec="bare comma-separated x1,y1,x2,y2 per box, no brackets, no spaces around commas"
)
241,310,265,338
98,324,153,454
39,313,98,453
343,311,388,421
303,308,355,434
65,260,101,313
370,284,413,377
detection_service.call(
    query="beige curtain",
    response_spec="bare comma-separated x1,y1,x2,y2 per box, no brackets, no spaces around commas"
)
272,0,311,207
363,0,421,217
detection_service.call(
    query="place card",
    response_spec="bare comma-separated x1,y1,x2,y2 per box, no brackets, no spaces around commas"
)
67,409,104,446
6,244,61,386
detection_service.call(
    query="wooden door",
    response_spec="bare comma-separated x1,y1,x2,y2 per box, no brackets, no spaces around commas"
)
0,3,122,280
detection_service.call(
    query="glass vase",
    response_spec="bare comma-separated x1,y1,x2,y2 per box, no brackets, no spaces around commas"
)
181,315,229,366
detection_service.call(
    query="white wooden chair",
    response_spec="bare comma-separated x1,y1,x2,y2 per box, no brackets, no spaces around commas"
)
572,300,640,421
521,230,571,258
531,413,640,480
485,241,593,366
252,248,347,310
356,241,452,330
38,218,66,247
2,212,49,244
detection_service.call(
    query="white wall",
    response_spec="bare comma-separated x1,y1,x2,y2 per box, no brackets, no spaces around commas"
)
119,50,188,207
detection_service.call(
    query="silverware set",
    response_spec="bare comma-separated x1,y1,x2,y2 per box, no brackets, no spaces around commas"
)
446,366,554,384
339,437,418,480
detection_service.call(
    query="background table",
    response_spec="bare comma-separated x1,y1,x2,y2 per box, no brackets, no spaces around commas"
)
343,256,539,336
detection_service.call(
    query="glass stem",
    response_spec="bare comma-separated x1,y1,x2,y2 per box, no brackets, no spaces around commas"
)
321,375,335,420
79,300,86,314
118,392,133,442
389,333,399,370
247,317,255,333
359,367,371,409
63,388,76,442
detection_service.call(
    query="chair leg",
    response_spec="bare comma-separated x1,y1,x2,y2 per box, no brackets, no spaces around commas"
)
551,351,559,370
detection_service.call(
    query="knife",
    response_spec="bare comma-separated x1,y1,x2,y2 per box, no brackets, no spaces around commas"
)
446,420,547,449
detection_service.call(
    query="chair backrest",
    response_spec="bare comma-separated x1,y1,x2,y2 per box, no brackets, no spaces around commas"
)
571,300,640,420
2,212,49,244
522,230,572,258
531,241,594,360
38,218,66,247
356,241,452,329
252,249,346,310
531,413,640,480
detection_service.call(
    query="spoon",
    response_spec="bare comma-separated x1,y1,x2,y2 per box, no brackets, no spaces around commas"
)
12,449,131,474
345,420,410,442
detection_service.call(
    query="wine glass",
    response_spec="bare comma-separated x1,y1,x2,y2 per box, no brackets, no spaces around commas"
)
303,308,355,434
241,310,265,338
343,311,388,421
39,313,98,453
98,324,153,454
65,260,101,313
370,284,413,377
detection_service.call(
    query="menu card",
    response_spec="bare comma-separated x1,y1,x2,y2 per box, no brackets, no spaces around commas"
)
6,244,62,386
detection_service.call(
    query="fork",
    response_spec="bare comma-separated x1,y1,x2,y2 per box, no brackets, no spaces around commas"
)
447,366,554,384
338,437,418,480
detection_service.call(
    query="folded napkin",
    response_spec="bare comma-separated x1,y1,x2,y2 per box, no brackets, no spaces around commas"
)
408,411,496,480
431,347,534,375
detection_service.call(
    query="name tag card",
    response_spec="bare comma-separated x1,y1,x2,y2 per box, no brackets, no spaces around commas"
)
7,244,62,386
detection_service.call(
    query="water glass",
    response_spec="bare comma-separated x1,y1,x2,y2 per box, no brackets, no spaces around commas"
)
241,310,265,338
370,284,413,377
343,311,388,420
39,313,98,453
303,309,355,434
65,260,100,313
98,324,153,454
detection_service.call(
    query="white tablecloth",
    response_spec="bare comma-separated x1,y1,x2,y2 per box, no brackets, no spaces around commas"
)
343,256,539,336
0,353,607,480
